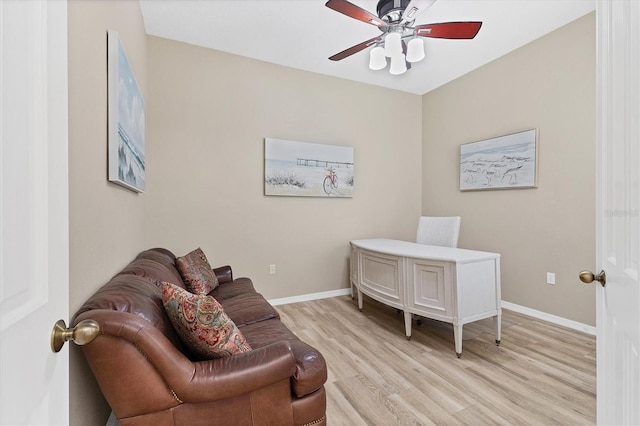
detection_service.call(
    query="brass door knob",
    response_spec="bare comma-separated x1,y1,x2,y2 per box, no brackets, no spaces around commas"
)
50,319,100,353
579,270,606,287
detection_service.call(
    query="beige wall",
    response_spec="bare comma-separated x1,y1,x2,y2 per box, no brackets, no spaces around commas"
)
67,4,596,423
68,0,148,424
422,13,596,325
145,37,423,300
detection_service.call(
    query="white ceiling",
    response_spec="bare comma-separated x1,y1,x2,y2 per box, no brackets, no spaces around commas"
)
139,0,595,95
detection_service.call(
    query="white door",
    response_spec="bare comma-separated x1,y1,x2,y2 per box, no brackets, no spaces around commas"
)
0,1,69,424
594,1,640,424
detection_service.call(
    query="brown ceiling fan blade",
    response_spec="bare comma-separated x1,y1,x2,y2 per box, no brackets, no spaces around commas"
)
325,0,387,27
401,0,437,22
329,36,383,61
415,22,483,39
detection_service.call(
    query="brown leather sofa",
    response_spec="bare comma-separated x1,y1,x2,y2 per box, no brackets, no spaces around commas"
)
72,248,327,426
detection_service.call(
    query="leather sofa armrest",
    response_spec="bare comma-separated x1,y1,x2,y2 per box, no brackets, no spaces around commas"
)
289,340,328,397
213,265,233,284
74,310,297,404
178,341,297,402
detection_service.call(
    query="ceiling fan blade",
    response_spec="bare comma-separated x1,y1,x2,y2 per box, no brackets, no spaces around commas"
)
401,0,437,23
329,36,383,61
325,0,387,28
415,22,483,39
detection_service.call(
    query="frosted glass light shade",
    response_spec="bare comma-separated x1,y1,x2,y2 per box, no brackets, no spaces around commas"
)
369,46,387,70
389,53,407,75
406,38,425,63
384,32,402,57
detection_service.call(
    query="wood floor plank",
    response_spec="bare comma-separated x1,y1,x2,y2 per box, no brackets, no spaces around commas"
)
388,387,461,425
334,374,418,425
325,381,369,426
452,404,514,426
276,295,596,425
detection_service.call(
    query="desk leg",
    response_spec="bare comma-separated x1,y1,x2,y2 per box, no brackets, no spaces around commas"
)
494,313,502,346
454,324,463,358
404,311,412,340
357,288,363,312
350,279,356,300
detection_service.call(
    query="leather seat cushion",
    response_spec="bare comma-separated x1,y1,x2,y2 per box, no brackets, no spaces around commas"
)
239,320,327,397
220,293,280,327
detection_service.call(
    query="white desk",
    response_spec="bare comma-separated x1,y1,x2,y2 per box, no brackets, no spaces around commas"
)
350,238,501,357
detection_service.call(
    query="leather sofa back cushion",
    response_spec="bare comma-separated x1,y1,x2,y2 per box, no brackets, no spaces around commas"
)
175,248,219,295
73,274,188,352
162,281,252,359
117,258,186,290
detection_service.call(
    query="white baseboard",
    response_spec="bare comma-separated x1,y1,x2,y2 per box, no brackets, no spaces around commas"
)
269,290,596,336
269,288,352,306
501,301,596,335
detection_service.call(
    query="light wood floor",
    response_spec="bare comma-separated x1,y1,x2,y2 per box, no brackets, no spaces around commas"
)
276,295,596,425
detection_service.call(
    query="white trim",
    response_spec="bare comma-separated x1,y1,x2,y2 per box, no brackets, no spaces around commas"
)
269,288,352,306
501,301,596,335
268,291,597,336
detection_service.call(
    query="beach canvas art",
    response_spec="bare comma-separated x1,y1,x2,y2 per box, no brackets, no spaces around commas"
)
265,138,354,197
459,129,537,191
108,31,145,192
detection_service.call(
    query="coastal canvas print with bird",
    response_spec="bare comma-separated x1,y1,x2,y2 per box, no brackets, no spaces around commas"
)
459,129,537,191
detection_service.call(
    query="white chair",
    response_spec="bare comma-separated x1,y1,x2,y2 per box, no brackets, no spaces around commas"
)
416,216,461,248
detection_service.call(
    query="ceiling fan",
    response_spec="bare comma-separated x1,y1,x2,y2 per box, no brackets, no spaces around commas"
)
325,0,482,75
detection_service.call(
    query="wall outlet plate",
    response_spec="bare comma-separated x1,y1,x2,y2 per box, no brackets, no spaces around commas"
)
547,272,556,285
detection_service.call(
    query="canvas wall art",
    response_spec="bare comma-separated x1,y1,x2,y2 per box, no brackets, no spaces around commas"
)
459,129,537,191
265,138,354,197
108,31,145,192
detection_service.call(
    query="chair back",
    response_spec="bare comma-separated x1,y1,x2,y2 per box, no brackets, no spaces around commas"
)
416,216,461,248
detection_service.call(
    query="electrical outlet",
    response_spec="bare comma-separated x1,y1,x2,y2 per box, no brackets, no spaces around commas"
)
269,264,276,275
547,272,556,285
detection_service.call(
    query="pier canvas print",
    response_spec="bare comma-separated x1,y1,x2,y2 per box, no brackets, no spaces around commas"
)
459,129,537,191
265,138,354,197
108,31,145,192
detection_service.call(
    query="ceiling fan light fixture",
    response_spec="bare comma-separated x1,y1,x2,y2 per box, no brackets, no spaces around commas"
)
406,37,425,63
384,32,402,57
369,46,387,70
389,53,407,75
324,0,483,77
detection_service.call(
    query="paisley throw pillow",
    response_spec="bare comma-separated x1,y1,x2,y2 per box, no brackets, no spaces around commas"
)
161,281,252,359
175,247,219,295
